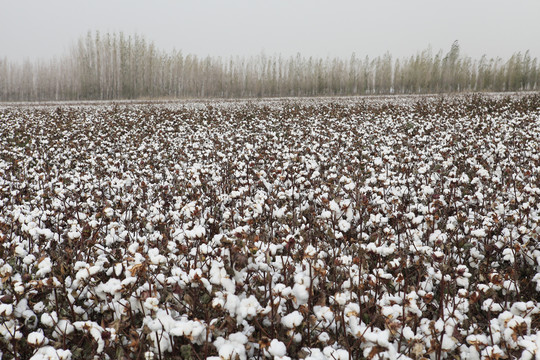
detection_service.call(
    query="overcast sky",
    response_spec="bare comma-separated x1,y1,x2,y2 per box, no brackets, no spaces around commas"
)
2,0,539,62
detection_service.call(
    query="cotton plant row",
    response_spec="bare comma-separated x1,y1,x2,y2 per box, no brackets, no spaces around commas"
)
0,94,539,359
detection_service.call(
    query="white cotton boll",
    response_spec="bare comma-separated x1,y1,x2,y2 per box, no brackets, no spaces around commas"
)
229,332,248,345
88,265,102,276
97,278,123,297
75,268,89,281
433,250,444,259
482,299,503,312
36,257,52,277
533,274,540,292
217,343,245,360
381,304,402,319
481,345,505,359
53,319,75,339
456,276,469,288
237,296,261,320
363,328,390,347
314,306,334,324
461,345,481,360
73,261,88,271
477,168,489,178
23,254,36,265
29,346,72,360
104,207,114,217
27,329,46,345
338,219,351,233
128,242,139,254
148,248,167,264
0,304,13,316
323,347,349,360
441,334,457,351
214,335,247,360
536,333,540,360
0,264,12,277
446,221,457,231
318,332,330,343
502,280,518,293
38,228,55,240
33,302,45,313
15,245,28,257
274,206,286,219
304,245,317,258
502,248,515,263
331,292,349,306
114,263,123,277
510,302,528,315
422,185,434,196
67,231,80,240
320,210,332,219
344,303,360,317
402,326,415,340
170,321,193,337
329,200,341,214
225,294,240,316
292,283,310,306
40,312,58,328
471,229,486,238
281,311,304,328
268,339,287,357
193,225,206,238
144,297,159,312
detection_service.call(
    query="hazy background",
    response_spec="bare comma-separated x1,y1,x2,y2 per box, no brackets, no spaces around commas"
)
1,0,539,61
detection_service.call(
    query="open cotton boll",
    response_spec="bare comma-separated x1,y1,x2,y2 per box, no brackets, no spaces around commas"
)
148,248,167,264
320,210,332,219
27,329,47,345
143,297,160,312
214,336,247,360
237,295,261,320
338,219,351,233
471,229,486,238
52,319,75,339
292,283,310,306
23,254,36,265
36,257,52,277
441,334,458,351
0,303,13,316
323,347,349,360
267,339,287,357
41,312,58,327
481,345,505,359
344,181,356,191
281,311,304,328
73,321,115,354
104,207,114,217
482,299,503,313
29,346,72,360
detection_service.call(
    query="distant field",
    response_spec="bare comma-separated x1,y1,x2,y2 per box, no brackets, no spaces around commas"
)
1,94,539,359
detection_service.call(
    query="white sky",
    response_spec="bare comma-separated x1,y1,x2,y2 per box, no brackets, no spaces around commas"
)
1,0,539,62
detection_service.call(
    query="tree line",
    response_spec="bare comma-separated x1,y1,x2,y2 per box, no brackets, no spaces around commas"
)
1,32,539,101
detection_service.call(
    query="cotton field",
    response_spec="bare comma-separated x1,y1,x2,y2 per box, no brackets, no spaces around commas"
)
1,94,539,360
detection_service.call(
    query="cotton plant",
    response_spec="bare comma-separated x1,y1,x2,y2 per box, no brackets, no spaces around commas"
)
0,95,540,358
